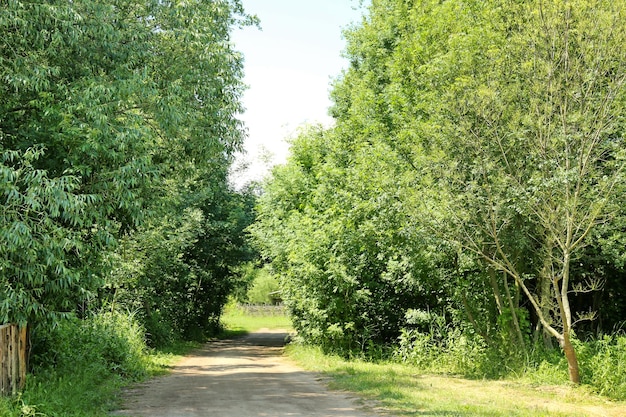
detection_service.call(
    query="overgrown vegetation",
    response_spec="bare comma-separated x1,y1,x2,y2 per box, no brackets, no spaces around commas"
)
3,0,626,414
0,310,197,417
251,0,626,400
243,265,282,305
1,0,257,334
0,0,258,413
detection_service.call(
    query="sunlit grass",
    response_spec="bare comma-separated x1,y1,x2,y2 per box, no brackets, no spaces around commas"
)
220,302,293,334
286,344,626,417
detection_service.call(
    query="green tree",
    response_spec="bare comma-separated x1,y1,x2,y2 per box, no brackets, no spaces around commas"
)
109,185,257,344
0,0,254,330
251,125,442,353
351,0,626,382
440,0,626,383
0,146,96,325
1,1,156,325
329,0,626,383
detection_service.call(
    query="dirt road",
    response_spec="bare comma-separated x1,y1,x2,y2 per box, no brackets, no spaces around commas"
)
111,329,382,417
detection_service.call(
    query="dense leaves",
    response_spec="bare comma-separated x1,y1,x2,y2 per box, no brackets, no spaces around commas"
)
1,0,255,336
252,0,626,384
251,126,446,352
110,187,257,344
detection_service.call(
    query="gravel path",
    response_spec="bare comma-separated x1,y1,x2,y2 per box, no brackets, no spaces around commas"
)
111,329,381,417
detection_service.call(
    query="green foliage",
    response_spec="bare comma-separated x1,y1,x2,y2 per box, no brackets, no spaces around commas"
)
0,146,98,326
440,0,626,382
247,0,626,393
395,314,493,378
0,310,203,416
0,311,149,416
395,306,537,379
108,186,257,345
251,125,445,354
0,0,258,412
245,266,281,305
576,335,626,400
522,335,626,401
251,0,626,386
1,0,254,331
32,311,148,381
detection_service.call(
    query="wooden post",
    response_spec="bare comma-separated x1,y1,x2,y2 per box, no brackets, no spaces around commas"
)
0,323,27,396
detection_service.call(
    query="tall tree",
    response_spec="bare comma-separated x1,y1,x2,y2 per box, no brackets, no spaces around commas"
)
1,0,156,325
442,0,626,383
331,0,626,382
0,0,253,327
251,124,442,353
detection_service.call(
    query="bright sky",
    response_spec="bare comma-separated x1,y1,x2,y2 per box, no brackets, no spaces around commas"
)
230,0,367,187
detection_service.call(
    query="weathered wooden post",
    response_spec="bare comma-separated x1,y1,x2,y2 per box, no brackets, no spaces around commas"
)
0,324,27,396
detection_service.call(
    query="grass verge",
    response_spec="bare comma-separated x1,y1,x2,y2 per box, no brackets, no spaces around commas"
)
0,322,199,417
286,344,626,417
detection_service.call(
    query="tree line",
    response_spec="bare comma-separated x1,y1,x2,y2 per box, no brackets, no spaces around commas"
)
251,0,626,385
1,0,257,347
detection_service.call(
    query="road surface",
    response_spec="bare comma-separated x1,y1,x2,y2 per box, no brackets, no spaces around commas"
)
111,329,384,417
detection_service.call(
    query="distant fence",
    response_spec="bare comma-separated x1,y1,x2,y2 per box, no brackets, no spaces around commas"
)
0,324,27,396
239,304,287,317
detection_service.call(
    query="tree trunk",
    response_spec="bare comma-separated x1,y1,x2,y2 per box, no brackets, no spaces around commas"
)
556,251,580,384
562,331,581,384
502,272,527,356
488,268,504,315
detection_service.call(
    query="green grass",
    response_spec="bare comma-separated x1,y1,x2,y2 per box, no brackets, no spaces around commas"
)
0,342,200,417
6,308,623,417
143,340,202,376
220,302,293,334
286,344,626,417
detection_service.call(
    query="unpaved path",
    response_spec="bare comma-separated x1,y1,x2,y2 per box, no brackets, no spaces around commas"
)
112,329,382,417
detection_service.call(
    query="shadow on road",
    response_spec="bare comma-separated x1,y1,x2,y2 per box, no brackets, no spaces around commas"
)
111,329,380,417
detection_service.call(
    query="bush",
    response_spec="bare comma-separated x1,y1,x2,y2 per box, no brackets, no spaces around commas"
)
32,310,148,380
393,309,532,379
520,335,626,401
144,310,178,348
576,335,626,400
394,326,493,377
0,311,153,416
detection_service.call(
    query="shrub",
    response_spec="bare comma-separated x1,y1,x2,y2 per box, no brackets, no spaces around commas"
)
394,326,492,377
32,310,148,380
0,311,153,416
393,309,530,379
577,335,626,400
144,310,178,348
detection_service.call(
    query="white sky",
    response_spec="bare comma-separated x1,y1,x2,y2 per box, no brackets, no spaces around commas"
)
230,0,368,187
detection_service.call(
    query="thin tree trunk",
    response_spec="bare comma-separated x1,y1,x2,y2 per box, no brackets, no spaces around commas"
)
554,251,581,384
488,268,504,315
540,253,555,349
562,330,581,384
502,272,527,356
